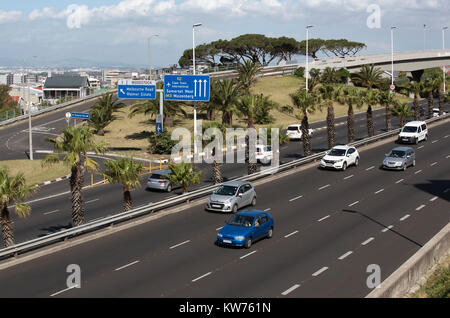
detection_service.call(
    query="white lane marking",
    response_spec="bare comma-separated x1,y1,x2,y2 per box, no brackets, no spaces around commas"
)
289,195,303,202
348,201,359,207
192,271,212,282
43,209,60,215
416,204,426,211
382,225,394,233
400,214,410,221
414,170,422,174
169,240,191,249
361,237,374,246
445,135,449,138
338,251,353,260
240,251,257,259
50,285,79,297
318,215,330,222
375,189,384,194
430,196,438,202
115,260,140,271
86,198,99,204
430,162,438,166
264,208,271,211
284,230,299,238
318,184,331,190
396,179,404,184
312,267,329,277
366,166,375,171
281,284,301,296
418,145,424,149
431,140,438,144
344,175,354,180
446,155,450,159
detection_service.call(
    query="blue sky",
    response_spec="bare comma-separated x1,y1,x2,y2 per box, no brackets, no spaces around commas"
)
1,1,449,68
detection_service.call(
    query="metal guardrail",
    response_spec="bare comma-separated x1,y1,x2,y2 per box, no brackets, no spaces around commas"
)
0,113,448,259
0,89,116,127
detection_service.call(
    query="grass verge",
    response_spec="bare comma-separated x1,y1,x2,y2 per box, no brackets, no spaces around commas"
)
410,254,450,298
0,160,70,186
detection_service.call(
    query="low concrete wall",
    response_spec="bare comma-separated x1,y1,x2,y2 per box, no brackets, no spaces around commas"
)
367,223,450,298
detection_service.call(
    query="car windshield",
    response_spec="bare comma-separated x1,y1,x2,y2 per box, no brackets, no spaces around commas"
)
215,185,238,196
227,215,254,227
150,173,167,180
389,150,406,158
402,126,418,133
328,148,346,156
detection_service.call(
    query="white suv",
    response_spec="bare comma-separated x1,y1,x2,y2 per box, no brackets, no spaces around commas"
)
398,121,428,144
255,145,273,164
320,145,360,171
286,124,314,140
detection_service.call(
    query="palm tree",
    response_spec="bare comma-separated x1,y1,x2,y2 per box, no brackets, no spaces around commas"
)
422,77,439,119
337,87,363,143
352,64,384,89
320,67,338,84
392,101,414,127
379,90,398,132
361,89,380,137
210,79,242,127
289,89,319,156
405,81,423,120
0,168,34,247
166,162,201,194
88,93,125,135
318,84,339,148
237,60,263,94
202,121,227,184
128,99,187,128
103,157,143,212
42,126,107,227
236,94,260,175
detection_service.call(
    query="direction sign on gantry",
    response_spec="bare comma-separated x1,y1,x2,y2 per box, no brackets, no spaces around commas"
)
164,75,210,102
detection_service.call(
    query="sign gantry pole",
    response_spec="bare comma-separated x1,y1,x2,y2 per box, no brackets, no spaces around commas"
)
193,23,202,155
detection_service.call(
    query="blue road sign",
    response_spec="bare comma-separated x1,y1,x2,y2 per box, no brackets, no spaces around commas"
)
70,112,90,119
164,75,210,102
118,84,156,100
156,122,163,134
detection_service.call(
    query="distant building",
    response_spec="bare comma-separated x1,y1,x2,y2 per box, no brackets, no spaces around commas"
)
9,85,43,109
0,73,13,85
43,74,92,104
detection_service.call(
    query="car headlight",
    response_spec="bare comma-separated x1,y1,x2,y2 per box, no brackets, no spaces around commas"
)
217,233,223,238
235,236,245,240
336,159,344,162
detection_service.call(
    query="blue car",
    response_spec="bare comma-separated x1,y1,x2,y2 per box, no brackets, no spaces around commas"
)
217,210,274,248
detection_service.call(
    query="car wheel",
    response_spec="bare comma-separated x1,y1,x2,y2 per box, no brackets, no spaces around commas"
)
232,204,238,214
424,134,428,141
166,184,172,192
342,162,347,171
244,237,252,249
403,164,407,171
251,196,256,206
415,137,419,145
267,227,273,239
355,157,359,166
412,160,416,167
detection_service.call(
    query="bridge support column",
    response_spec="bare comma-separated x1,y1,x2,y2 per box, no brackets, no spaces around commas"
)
411,70,424,82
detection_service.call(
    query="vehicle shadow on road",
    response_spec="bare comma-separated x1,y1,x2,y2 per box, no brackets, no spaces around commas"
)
38,223,72,237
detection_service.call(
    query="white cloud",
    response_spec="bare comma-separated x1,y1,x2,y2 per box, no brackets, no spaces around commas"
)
0,10,22,24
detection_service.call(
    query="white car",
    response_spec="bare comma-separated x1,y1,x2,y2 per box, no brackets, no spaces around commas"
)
432,108,447,117
397,121,428,144
255,145,273,164
286,124,314,140
320,145,360,171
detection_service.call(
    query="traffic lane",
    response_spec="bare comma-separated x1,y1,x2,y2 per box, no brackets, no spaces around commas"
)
0,121,446,296
7,117,449,245
289,174,449,298
171,160,449,297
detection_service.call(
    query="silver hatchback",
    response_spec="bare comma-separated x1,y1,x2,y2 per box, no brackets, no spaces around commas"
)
146,170,173,192
206,181,257,213
382,147,416,171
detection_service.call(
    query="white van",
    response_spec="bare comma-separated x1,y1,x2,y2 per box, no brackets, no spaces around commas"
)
398,121,428,144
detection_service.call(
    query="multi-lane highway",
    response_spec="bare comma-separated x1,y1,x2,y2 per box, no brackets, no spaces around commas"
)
1,97,448,246
0,115,448,297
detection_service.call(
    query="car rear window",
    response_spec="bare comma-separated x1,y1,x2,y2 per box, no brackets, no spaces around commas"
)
288,126,299,131
150,173,167,180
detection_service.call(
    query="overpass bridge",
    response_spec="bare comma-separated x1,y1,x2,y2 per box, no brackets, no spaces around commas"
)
209,49,450,82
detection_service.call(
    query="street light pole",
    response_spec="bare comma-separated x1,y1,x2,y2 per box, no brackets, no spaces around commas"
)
23,57,37,160
443,26,448,93
305,25,314,92
192,23,202,155
423,24,426,51
148,34,159,81
391,26,397,87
